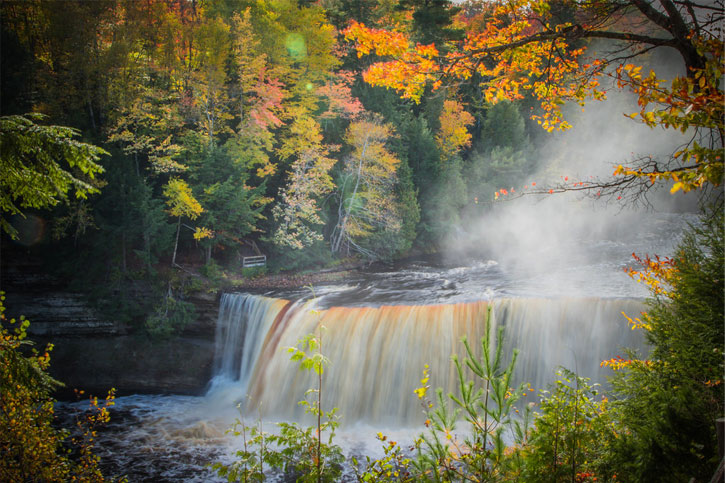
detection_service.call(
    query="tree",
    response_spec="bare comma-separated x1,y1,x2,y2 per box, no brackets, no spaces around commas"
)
521,369,615,482
600,204,724,481
90,155,172,278
344,0,723,198
396,114,441,245
107,87,187,176
464,101,533,214
1,293,116,482
414,98,474,240
129,178,172,273
330,117,403,259
231,8,268,124
266,0,340,115
0,114,107,239
392,155,421,257
480,100,529,153
272,116,337,250
0,1,117,133
396,0,464,49
316,70,364,124
428,155,468,237
229,7,286,179
413,309,530,481
435,99,474,161
191,145,270,264
162,177,204,267
191,15,234,148
214,323,344,482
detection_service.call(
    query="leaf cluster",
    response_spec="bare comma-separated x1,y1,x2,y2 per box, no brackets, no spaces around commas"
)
0,292,120,482
0,114,107,238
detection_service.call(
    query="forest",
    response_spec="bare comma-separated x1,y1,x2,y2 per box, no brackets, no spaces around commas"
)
1,0,552,330
1,0,723,481
2,0,722,317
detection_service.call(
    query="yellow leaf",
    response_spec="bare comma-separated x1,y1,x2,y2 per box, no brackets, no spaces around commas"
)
193,227,214,240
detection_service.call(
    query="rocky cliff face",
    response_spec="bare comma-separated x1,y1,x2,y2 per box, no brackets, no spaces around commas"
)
2,251,220,399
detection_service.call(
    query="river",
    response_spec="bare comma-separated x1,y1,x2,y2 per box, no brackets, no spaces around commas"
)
58,210,694,481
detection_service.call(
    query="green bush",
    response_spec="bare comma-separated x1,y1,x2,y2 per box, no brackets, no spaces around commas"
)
145,296,196,338
214,323,343,482
200,259,223,280
521,369,615,482
242,266,267,279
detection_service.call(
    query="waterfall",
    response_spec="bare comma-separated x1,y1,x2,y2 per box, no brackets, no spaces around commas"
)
494,298,647,391
208,293,646,426
209,293,291,390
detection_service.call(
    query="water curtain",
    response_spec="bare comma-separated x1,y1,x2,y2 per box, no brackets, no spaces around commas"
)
209,293,645,426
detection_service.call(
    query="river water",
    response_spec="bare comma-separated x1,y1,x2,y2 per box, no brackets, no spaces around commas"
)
58,210,694,481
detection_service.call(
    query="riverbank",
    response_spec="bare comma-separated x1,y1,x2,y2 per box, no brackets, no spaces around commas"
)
226,267,356,290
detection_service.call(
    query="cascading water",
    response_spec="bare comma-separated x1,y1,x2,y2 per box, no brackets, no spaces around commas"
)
71,211,692,480
209,293,290,392
207,293,646,426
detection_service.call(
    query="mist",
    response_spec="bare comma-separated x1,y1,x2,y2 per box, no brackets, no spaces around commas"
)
446,46,700,294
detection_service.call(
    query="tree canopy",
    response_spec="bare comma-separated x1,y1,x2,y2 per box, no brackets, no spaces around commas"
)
344,0,723,197
0,114,106,238
1,0,720,284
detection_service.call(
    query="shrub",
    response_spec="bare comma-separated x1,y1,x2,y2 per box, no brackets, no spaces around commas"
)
214,320,343,482
241,266,267,279
145,296,196,338
0,292,118,482
521,369,615,482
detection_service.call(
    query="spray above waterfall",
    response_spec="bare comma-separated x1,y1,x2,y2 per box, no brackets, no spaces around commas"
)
444,47,699,286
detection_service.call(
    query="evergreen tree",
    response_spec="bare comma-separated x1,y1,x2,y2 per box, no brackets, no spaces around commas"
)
396,0,464,49
605,205,724,481
0,114,106,239
397,114,441,246
481,101,529,151
464,101,532,213
393,156,420,256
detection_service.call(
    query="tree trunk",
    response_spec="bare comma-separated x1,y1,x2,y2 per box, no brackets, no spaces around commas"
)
87,98,96,133
143,230,152,272
332,136,368,253
121,231,127,273
171,217,181,267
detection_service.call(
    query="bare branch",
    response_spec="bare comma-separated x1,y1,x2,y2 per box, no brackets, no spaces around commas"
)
673,0,724,11
628,0,676,32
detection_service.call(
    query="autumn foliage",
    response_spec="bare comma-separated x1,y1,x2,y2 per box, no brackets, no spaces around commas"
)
436,100,474,160
0,293,117,482
331,117,402,256
344,0,723,195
